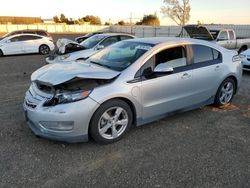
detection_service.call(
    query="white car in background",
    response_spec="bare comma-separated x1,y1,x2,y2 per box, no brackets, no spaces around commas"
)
240,49,250,71
0,34,55,56
46,33,135,64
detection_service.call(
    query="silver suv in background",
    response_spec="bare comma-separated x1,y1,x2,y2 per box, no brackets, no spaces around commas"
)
46,33,135,64
24,37,242,144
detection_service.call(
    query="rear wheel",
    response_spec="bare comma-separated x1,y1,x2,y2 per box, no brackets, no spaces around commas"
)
0,49,3,57
90,99,133,144
39,45,50,55
214,78,236,106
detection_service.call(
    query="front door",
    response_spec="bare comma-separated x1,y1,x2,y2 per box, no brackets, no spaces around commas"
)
139,46,194,120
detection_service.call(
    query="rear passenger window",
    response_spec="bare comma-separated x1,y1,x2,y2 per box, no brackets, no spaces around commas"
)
192,45,213,63
37,31,47,36
212,49,222,61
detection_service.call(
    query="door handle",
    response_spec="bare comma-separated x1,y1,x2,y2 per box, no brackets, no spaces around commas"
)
181,73,191,79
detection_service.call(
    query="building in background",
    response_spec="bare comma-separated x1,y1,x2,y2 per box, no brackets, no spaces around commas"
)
0,16,43,24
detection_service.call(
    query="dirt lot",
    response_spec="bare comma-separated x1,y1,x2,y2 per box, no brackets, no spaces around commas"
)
0,34,249,188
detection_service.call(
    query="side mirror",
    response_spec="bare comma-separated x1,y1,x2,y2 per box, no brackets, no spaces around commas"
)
96,45,105,50
154,63,174,74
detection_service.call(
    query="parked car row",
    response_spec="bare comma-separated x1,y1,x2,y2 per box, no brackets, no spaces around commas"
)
0,29,54,56
46,33,135,63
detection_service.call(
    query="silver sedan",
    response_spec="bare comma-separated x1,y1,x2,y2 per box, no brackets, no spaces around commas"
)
23,37,242,144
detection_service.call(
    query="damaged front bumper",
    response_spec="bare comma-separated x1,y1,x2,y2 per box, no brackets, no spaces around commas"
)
23,85,100,143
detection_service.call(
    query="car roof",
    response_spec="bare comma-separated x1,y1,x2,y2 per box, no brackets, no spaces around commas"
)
95,33,134,37
11,29,47,32
125,37,225,50
7,33,45,38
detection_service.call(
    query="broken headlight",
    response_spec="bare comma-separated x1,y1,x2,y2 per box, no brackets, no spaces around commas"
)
44,90,92,106
57,90,92,104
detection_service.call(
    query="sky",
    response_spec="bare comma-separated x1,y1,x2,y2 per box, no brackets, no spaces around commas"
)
1,0,250,25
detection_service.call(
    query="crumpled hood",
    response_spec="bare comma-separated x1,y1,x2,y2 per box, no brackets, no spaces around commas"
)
184,25,214,41
31,61,120,86
57,38,82,54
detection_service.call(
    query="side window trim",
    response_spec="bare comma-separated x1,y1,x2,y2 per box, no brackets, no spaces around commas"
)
133,45,189,80
188,44,223,69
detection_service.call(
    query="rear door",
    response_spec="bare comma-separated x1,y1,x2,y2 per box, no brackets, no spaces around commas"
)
21,35,42,53
188,44,223,104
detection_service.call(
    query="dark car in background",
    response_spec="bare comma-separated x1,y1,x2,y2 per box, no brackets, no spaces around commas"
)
75,31,104,43
1,29,52,41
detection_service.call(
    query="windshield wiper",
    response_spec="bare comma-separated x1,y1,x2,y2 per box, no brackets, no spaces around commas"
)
90,61,112,69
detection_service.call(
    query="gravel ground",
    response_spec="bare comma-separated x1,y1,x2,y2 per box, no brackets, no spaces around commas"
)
0,34,249,188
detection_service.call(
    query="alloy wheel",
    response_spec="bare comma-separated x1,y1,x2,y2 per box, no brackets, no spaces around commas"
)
98,107,128,140
219,82,234,105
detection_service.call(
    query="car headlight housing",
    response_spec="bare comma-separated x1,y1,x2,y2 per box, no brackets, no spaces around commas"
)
57,90,92,104
58,54,70,61
44,90,92,106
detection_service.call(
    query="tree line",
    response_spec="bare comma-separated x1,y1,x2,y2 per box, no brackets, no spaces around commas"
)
53,0,191,26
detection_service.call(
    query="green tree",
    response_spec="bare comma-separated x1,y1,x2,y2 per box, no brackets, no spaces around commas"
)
53,16,60,23
83,15,101,25
118,20,125,25
60,14,69,24
136,14,160,26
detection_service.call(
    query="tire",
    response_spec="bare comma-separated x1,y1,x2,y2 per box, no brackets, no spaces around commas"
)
0,49,3,57
214,78,236,107
90,99,133,144
39,45,50,55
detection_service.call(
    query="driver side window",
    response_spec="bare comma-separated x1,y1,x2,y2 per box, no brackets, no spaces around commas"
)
135,46,187,79
218,31,228,41
100,36,119,47
10,36,21,42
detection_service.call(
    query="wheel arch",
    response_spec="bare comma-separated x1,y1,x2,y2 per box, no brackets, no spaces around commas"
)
90,97,137,128
0,48,3,56
223,75,238,94
238,45,248,53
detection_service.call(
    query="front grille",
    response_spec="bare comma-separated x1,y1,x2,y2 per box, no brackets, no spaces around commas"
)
25,83,52,110
25,100,37,109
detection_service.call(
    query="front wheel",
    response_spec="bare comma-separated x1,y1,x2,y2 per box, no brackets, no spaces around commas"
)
214,78,236,106
0,49,3,57
39,45,50,55
90,99,133,144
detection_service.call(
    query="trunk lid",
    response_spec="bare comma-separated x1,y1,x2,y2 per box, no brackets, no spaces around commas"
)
184,25,214,41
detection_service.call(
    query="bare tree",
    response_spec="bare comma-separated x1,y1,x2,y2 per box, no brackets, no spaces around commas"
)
161,0,191,26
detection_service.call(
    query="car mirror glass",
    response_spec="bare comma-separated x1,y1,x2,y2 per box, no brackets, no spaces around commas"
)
154,63,174,73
